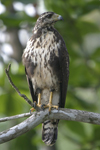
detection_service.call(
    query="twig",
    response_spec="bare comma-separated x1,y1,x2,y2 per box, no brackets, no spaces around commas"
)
5,64,34,107
0,113,31,122
0,108,100,144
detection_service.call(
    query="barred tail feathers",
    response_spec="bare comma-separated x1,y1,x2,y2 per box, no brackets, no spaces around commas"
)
42,120,58,146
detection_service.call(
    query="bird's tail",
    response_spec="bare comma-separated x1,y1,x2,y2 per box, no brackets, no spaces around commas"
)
42,120,58,146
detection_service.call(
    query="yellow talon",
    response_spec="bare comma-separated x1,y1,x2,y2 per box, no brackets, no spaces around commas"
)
30,92,58,112
44,91,59,112
30,107,35,113
30,93,42,112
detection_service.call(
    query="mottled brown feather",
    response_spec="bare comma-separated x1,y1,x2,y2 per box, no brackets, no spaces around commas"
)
22,12,69,146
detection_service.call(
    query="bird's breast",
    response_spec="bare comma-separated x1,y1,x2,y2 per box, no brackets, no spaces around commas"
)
31,32,61,92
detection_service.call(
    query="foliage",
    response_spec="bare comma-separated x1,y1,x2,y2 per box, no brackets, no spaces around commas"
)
0,0,100,150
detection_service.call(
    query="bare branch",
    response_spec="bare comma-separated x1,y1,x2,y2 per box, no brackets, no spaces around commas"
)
0,108,100,144
5,64,34,107
0,113,31,122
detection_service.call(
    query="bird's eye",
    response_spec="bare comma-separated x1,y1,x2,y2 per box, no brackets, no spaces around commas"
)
47,14,52,18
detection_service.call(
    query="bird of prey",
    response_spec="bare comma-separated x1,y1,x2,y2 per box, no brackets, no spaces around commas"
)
22,12,69,146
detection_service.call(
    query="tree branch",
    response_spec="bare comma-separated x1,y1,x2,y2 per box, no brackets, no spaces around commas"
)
3,64,100,145
0,108,100,144
5,64,34,107
0,113,31,122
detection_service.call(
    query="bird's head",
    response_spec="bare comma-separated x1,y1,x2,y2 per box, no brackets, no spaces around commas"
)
34,12,63,31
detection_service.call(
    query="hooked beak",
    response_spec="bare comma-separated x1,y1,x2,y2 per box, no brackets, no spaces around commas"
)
52,13,63,21
58,15,63,21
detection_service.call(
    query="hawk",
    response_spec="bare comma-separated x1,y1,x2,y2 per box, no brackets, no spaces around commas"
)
22,12,69,146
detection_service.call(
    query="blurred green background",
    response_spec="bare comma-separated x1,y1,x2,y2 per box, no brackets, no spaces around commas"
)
0,0,100,150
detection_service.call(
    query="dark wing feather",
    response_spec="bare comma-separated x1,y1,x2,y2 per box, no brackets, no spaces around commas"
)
25,67,37,103
52,28,69,108
59,45,69,108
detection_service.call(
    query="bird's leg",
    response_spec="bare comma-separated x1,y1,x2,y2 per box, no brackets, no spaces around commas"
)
30,93,42,112
30,89,42,112
44,91,58,112
37,93,41,107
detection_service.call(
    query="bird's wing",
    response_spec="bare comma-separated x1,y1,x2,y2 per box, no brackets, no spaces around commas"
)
24,65,37,103
59,44,69,108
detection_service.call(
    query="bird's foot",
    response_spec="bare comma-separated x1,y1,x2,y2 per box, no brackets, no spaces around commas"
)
44,103,58,113
30,101,45,113
30,107,35,113
44,91,58,113
30,101,37,113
